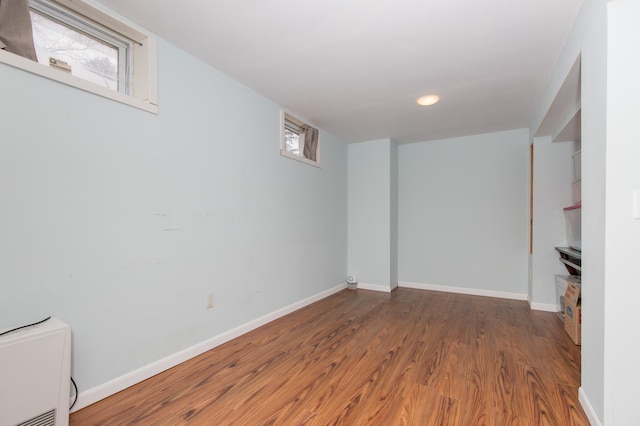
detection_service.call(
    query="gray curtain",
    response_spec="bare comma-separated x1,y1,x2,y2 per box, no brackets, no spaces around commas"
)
0,0,38,61
302,125,319,161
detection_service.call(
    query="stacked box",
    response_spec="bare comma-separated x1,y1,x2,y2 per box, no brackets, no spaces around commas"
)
573,150,581,179
564,205,582,251
573,178,581,204
555,275,581,321
564,281,581,345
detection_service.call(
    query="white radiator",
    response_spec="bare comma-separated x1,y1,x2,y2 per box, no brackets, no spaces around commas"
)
0,318,71,426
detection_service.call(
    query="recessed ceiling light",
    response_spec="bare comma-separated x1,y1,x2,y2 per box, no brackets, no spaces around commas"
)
417,95,440,106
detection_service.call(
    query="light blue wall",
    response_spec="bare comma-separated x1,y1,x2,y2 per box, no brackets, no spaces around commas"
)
398,129,530,293
530,136,577,308
347,139,394,288
390,140,399,289
0,37,347,392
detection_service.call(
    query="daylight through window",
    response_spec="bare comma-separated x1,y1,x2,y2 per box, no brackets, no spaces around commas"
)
281,112,320,167
29,0,131,94
284,119,303,156
0,0,157,112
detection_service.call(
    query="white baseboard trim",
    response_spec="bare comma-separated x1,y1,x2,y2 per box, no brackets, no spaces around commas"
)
529,302,558,312
357,282,393,293
579,386,602,426
398,281,527,301
72,282,347,412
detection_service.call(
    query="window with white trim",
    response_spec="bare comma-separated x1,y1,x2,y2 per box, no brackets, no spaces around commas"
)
29,0,129,93
0,0,157,112
280,112,320,167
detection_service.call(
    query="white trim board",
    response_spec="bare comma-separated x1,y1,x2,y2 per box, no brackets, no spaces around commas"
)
398,281,528,301
579,387,602,426
72,282,347,412
528,299,559,312
356,282,394,293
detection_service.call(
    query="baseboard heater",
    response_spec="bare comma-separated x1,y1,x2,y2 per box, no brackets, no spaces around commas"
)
0,318,71,426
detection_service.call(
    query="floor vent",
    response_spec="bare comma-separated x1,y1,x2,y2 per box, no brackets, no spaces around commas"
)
17,409,56,426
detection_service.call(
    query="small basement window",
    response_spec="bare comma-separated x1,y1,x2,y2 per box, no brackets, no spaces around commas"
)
0,0,157,113
29,0,129,93
280,112,320,167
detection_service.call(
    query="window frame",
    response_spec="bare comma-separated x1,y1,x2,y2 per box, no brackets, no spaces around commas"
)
29,0,132,95
280,111,321,168
0,0,158,113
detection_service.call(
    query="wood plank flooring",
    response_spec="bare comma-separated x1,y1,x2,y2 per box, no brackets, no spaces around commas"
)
70,288,589,425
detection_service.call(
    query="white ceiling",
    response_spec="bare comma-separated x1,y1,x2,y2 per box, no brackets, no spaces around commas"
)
98,0,584,144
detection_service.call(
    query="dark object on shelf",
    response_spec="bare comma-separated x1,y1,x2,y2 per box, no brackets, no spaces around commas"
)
555,247,581,276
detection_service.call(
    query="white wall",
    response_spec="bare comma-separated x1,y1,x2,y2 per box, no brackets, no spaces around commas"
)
533,0,610,423
398,129,530,295
347,139,395,290
603,1,640,423
390,140,399,289
579,2,607,421
530,136,577,309
0,34,347,398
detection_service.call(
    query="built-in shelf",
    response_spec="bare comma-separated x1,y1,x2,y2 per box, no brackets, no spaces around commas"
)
535,56,580,140
553,107,581,143
556,246,581,275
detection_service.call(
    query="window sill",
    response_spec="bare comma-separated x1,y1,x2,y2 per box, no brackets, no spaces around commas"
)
0,49,158,114
280,150,321,168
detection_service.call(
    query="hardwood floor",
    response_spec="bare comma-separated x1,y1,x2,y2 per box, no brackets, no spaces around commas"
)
70,288,589,425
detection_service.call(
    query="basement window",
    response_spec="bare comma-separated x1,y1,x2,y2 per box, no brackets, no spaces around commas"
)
0,0,157,113
280,112,320,167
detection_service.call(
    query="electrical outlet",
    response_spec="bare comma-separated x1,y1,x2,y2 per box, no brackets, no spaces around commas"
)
206,292,214,309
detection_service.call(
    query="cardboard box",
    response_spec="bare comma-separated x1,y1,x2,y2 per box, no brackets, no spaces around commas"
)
555,275,581,322
564,281,581,345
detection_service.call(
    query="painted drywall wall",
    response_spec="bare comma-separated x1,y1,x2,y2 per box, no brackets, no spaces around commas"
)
533,0,606,421
580,3,607,421
390,141,399,289
0,34,347,395
604,1,640,423
347,139,394,289
398,129,530,294
530,136,577,309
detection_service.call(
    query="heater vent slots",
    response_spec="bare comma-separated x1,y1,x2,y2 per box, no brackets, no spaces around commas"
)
17,409,56,426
